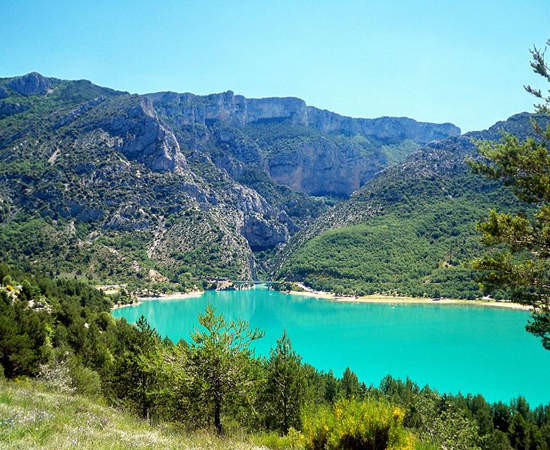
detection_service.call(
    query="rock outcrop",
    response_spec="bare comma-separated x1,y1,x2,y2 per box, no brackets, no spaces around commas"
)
6,72,53,96
148,90,460,198
97,97,188,172
307,107,460,144
267,136,385,197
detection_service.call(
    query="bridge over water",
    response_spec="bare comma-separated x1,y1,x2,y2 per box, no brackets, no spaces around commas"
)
232,280,281,290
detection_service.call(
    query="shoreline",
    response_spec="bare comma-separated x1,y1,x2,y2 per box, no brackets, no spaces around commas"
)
285,288,531,311
111,290,204,310
110,286,531,312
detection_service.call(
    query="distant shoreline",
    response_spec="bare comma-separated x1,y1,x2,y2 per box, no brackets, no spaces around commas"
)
286,288,531,311
111,291,204,310
111,286,531,312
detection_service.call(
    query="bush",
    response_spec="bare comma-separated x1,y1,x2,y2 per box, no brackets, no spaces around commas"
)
255,428,305,450
302,399,415,450
70,365,102,398
38,353,75,394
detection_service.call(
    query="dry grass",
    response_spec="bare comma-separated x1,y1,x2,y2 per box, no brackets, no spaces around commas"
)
0,379,276,450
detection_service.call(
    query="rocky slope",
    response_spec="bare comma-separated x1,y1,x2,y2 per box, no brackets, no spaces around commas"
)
0,72,459,283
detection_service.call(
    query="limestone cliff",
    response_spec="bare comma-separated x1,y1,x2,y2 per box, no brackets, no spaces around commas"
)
0,72,461,283
146,90,459,143
148,90,460,198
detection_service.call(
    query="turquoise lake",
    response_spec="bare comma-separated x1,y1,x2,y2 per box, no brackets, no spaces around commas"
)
112,288,550,406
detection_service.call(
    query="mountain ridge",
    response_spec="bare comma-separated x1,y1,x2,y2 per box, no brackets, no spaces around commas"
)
0,72,464,285
145,89,460,143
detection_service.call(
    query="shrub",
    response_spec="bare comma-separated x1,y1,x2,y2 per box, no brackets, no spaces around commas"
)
255,428,305,450
38,353,75,394
303,399,415,450
70,365,102,398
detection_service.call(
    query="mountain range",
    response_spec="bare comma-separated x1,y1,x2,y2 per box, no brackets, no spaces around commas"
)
0,71,533,297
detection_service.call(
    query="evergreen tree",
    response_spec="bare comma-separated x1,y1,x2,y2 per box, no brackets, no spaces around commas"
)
340,367,362,399
187,306,264,434
471,39,550,348
263,331,305,433
0,290,48,377
111,316,162,420
324,369,338,404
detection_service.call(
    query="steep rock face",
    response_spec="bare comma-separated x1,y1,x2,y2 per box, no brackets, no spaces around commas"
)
147,90,460,141
146,91,309,128
307,107,460,144
6,72,53,96
209,127,267,179
268,137,385,197
96,97,188,172
148,90,460,199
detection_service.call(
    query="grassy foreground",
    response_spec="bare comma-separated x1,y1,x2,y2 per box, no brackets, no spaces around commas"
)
0,379,292,450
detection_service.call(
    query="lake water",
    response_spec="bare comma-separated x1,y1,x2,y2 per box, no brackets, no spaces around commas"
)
112,288,550,406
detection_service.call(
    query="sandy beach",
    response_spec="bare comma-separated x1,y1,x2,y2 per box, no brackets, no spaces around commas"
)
285,287,532,311
111,285,531,312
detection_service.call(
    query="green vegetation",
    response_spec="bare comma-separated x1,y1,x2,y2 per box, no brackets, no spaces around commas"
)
263,331,306,433
187,306,264,434
471,39,550,348
381,139,422,165
0,379,278,450
302,399,415,450
279,173,523,299
3,264,550,450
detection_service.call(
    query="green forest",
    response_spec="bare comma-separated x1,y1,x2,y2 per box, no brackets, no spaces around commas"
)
278,172,526,299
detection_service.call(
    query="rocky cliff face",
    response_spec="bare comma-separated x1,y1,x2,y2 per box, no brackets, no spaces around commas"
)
0,72,462,283
267,136,384,197
307,107,460,143
6,72,53,96
148,90,460,198
145,91,310,128
99,97,188,172
146,90,460,142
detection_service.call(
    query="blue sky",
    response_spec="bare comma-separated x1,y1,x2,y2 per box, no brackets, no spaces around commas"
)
1,0,549,132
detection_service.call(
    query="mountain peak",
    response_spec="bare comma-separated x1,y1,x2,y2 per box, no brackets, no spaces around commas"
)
6,72,53,96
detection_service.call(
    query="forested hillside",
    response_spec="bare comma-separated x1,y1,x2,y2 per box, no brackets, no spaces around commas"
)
275,113,544,298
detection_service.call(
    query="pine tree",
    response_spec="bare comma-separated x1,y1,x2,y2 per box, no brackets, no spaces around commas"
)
263,331,305,433
188,306,264,434
471,39,550,349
